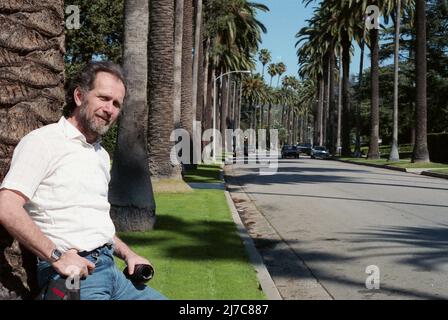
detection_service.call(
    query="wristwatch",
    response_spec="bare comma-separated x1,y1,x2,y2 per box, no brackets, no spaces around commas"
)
50,248,63,262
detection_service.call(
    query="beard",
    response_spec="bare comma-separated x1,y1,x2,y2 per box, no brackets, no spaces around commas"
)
79,101,111,136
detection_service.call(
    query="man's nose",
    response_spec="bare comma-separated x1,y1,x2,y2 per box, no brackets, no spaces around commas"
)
103,102,114,115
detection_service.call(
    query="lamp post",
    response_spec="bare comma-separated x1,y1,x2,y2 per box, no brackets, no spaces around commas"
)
213,70,251,161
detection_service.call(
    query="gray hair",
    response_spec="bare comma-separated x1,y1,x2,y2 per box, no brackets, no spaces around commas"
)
65,61,126,115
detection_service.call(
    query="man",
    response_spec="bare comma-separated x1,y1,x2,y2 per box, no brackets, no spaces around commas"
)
0,61,166,300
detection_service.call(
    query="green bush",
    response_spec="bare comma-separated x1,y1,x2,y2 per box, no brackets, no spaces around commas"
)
428,133,448,164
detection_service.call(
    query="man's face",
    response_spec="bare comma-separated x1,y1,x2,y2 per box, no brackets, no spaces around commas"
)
76,71,126,137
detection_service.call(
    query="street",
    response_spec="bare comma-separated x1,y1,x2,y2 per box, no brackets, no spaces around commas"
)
228,157,448,299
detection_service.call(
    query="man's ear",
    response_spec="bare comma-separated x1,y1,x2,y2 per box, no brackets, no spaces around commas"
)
73,87,84,107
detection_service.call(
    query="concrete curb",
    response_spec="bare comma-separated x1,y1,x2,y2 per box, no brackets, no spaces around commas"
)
224,190,283,300
421,171,448,180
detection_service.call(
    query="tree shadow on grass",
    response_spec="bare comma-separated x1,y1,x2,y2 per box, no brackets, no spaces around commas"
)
119,214,252,262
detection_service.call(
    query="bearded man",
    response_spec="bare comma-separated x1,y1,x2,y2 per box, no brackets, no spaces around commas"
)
0,61,166,300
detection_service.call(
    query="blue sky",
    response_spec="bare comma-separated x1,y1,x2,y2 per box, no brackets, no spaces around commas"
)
254,0,369,83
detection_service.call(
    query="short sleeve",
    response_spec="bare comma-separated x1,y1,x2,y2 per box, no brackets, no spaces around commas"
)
0,133,51,200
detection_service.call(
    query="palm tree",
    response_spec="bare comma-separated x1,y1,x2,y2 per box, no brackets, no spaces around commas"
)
276,62,286,87
412,0,430,162
0,0,65,299
147,0,182,179
267,63,277,87
242,74,267,130
109,0,156,232
258,48,271,80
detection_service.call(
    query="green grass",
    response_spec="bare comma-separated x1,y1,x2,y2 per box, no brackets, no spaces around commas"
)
183,164,223,183
429,168,448,174
117,189,266,300
390,162,448,169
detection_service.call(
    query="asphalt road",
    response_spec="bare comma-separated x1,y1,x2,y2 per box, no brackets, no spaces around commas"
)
229,156,448,299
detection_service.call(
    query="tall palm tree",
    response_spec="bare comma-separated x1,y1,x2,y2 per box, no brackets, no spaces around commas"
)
242,74,267,130
276,62,286,87
412,0,430,162
258,48,271,80
148,0,182,179
109,0,155,232
0,0,65,299
267,63,277,87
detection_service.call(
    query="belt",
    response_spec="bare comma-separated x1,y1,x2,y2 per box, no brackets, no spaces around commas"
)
78,243,113,257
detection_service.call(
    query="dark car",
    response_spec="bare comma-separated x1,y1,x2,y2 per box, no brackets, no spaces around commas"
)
311,146,331,159
297,143,312,156
281,145,300,159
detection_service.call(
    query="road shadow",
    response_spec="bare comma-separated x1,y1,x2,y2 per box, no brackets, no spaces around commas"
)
344,225,448,272
245,233,447,299
226,166,448,192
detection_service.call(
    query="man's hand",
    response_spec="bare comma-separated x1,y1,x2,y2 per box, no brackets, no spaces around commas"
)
125,253,154,275
52,249,95,279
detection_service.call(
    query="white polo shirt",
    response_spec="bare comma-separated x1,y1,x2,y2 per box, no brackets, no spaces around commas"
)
0,117,115,251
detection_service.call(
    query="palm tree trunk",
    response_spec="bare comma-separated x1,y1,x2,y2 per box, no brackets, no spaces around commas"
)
355,37,366,158
181,0,194,136
192,0,203,132
220,74,229,132
317,77,324,146
173,0,184,129
337,51,343,154
390,0,401,161
323,59,329,147
341,36,352,157
0,0,65,299
196,22,205,124
231,80,237,129
110,0,155,232
203,38,212,131
367,28,380,160
236,80,243,130
328,48,336,153
412,0,429,162
148,0,182,179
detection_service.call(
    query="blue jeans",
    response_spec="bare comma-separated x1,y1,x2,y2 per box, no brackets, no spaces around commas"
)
37,246,167,300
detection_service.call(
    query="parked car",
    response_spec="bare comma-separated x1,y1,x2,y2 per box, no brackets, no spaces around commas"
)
281,145,300,159
311,146,331,159
297,143,312,155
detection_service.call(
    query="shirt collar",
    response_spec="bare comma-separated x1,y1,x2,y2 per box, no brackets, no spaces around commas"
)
58,117,102,146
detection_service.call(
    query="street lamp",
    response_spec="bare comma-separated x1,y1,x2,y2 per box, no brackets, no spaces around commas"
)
213,70,251,161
